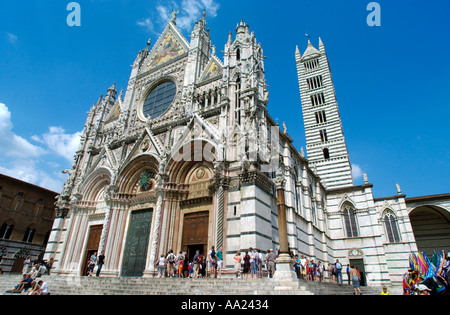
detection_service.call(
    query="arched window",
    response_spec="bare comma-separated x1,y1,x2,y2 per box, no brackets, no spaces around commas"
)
236,48,241,61
11,192,24,211
323,148,330,160
294,169,302,215
384,211,401,243
342,203,359,237
34,199,44,216
0,223,14,240
22,227,36,243
235,76,241,125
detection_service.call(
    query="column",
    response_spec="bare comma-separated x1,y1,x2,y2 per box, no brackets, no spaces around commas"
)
273,171,298,285
143,190,164,277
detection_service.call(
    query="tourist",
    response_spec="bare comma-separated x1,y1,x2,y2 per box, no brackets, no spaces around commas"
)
183,255,189,278
25,280,41,295
157,254,166,278
193,250,201,278
86,258,96,276
293,255,301,278
200,253,206,278
22,256,31,274
331,263,336,283
217,247,223,278
30,265,39,279
250,248,259,278
346,264,351,285
91,251,98,265
178,252,185,278
335,259,343,286
306,259,311,281
234,252,242,278
316,261,323,282
166,250,176,278
5,274,31,293
350,265,362,295
37,280,50,295
380,286,390,295
299,255,306,280
257,250,263,278
188,261,194,278
242,251,250,279
36,263,47,277
46,257,54,275
96,252,105,277
208,246,217,278
266,249,276,278
417,284,431,295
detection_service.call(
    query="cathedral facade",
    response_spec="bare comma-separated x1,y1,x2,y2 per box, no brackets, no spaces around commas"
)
45,13,419,287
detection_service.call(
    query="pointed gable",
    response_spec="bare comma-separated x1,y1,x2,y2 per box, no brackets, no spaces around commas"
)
144,22,189,71
301,41,320,60
200,56,223,81
106,98,122,122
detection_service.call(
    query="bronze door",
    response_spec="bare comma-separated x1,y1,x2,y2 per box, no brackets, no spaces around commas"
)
182,211,209,260
121,209,153,277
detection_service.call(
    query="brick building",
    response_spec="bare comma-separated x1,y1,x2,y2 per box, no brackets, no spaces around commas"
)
0,173,57,273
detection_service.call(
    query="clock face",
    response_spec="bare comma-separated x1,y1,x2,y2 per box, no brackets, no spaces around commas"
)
142,80,176,120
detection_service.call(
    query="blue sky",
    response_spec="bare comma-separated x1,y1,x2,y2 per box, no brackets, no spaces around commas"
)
0,0,449,197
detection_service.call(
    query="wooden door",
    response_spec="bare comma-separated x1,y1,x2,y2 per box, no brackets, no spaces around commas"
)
82,225,103,276
121,209,153,277
181,211,209,255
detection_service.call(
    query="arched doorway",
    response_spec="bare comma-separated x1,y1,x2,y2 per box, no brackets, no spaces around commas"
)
408,205,450,256
170,161,215,261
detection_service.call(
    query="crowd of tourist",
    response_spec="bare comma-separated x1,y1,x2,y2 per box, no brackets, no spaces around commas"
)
3,256,52,295
154,246,359,288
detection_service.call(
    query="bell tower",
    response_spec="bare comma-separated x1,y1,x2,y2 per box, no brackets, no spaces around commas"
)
295,38,354,189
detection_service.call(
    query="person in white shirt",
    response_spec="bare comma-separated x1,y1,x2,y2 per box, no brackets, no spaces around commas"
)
300,255,307,279
37,280,49,295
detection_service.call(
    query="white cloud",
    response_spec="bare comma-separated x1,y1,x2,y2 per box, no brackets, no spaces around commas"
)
6,32,18,44
352,164,363,180
0,160,65,193
0,102,79,193
34,126,81,163
0,103,44,158
139,0,220,33
137,18,155,33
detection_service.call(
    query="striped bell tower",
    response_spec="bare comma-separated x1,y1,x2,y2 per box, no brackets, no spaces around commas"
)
295,38,354,189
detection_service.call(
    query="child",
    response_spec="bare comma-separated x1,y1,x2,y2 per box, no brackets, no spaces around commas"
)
381,286,390,295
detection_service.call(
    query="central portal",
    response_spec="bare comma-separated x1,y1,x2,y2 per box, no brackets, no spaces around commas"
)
181,211,209,261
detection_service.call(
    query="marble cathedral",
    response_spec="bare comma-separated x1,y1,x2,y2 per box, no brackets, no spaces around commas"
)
45,12,419,287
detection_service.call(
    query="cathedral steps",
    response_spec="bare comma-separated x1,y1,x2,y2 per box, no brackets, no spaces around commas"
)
0,274,382,295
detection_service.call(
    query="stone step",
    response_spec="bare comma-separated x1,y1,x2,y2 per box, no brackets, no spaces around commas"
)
0,274,382,295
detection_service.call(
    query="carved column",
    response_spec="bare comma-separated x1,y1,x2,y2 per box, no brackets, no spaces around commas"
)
144,189,164,277
273,169,298,286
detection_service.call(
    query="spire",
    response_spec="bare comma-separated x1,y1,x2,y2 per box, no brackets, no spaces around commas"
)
295,45,301,59
319,37,325,52
105,82,117,106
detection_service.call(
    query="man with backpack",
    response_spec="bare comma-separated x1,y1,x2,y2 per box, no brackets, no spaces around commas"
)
335,259,343,286
166,250,176,278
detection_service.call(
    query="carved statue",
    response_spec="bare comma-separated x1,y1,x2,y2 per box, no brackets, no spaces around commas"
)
170,8,180,24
